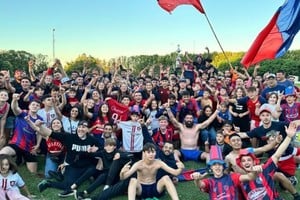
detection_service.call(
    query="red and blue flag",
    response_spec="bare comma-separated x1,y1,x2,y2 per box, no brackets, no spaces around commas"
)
157,0,205,14
241,0,300,68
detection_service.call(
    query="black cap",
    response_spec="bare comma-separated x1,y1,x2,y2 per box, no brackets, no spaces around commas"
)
78,120,89,127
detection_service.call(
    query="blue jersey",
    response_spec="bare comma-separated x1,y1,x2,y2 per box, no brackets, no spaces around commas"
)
10,111,43,152
202,173,242,200
240,158,281,200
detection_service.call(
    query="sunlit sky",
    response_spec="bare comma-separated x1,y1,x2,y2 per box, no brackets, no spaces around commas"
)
1,0,299,63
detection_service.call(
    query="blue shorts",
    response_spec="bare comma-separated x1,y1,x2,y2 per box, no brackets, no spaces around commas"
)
140,182,164,199
180,149,203,161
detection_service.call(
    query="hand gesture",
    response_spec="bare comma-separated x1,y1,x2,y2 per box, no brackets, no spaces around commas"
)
285,122,298,138
191,172,208,180
30,145,40,155
138,118,145,125
121,161,132,173
88,145,99,153
34,119,45,127
176,161,185,169
250,165,263,173
28,60,35,68
12,93,22,101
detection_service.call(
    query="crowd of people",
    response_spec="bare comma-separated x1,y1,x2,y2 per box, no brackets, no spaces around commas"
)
0,53,299,200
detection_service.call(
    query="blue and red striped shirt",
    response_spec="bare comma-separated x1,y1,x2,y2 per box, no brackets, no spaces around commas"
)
10,111,43,152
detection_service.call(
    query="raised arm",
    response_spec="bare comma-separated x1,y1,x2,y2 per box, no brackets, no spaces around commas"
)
56,59,67,78
166,106,182,130
197,108,218,130
271,123,297,164
237,132,250,139
53,98,63,120
23,87,34,102
25,116,52,138
82,100,93,119
3,71,16,93
11,93,22,116
28,60,37,82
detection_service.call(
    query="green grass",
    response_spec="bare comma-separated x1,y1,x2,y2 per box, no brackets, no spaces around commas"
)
19,157,299,200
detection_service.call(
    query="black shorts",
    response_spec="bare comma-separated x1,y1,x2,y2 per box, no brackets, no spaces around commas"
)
8,144,37,163
140,182,164,199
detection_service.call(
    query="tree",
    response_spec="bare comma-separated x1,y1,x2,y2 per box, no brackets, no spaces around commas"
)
0,50,48,74
64,54,108,74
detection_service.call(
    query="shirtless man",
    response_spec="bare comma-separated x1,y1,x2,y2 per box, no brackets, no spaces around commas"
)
166,106,218,162
119,143,184,200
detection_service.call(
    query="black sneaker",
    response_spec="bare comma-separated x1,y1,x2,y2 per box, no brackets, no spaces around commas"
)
38,180,50,193
58,190,74,198
294,194,300,200
288,176,298,186
48,170,64,182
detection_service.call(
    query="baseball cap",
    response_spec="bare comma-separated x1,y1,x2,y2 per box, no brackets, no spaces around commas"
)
266,73,276,79
236,148,260,170
259,106,272,115
78,120,89,127
61,76,71,84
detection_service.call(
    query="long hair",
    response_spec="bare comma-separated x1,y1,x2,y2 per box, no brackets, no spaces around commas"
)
0,154,18,174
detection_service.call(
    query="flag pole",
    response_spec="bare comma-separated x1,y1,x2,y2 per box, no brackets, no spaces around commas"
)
203,13,233,69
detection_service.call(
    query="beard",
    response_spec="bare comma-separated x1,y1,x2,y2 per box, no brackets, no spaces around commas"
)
185,121,194,128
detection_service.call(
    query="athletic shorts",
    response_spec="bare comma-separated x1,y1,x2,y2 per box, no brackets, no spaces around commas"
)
180,149,203,161
140,182,164,199
9,144,37,163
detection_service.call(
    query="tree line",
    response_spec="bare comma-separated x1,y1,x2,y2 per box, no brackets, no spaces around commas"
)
0,49,299,77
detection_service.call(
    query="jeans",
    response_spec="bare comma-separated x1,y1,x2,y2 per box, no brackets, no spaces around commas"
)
44,154,59,179
50,165,89,190
201,127,216,145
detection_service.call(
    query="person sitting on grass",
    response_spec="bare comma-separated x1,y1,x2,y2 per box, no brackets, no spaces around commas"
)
0,154,35,200
119,142,184,200
166,104,218,162
72,138,121,200
191,145,262,200
87,140,178,200
0,93,43,174
236,122,300,200
29,119,100,198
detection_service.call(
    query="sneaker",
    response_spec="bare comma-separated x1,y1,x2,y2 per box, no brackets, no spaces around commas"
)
288,176,298,186
294,193,300,200
38,180,50,193
48,170,64,182
58,190,74,198
74,190,86,200
103,185,110,191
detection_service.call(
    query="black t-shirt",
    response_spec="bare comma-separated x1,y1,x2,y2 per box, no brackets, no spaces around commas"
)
50,132,100,168
247,121,289,147
90,149,119,170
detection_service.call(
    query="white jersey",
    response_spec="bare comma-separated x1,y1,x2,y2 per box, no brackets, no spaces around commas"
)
0,171,25,192
62,116,79,134
118,121,143,152
37,107,57,128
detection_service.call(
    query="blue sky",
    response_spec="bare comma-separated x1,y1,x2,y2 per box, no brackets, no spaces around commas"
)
1,0,299,63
